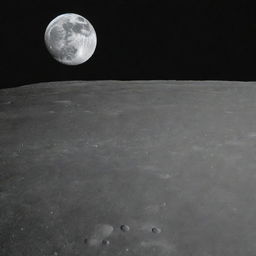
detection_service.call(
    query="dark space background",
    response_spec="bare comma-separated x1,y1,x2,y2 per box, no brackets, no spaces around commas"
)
2,0,256,88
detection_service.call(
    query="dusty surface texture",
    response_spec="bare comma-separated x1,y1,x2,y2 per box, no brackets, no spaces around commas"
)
1,80,256,255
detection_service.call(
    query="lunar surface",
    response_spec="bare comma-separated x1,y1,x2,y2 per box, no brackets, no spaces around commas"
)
1,80,256,255
44,13,97,65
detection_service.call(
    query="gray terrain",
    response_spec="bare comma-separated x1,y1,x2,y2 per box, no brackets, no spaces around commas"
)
1,80,256,256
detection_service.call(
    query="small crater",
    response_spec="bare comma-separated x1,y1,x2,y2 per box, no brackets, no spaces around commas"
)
102,240,110,246
152,227,161,234
120,224,130,232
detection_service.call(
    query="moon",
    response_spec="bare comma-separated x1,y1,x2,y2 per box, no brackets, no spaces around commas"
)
44,13,97,65
2,81,256,255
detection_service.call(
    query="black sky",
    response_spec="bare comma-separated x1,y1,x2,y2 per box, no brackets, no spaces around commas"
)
2,0,256,88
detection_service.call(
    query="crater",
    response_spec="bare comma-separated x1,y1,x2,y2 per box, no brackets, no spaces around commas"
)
120,224,130,232
152,227,161,234
102,240,110,246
